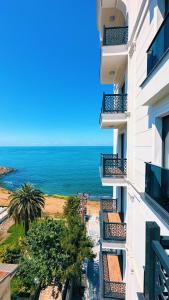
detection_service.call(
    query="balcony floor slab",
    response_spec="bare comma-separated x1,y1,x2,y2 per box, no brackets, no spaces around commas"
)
101,241,126,250
101,177,128,187
100,112,128,129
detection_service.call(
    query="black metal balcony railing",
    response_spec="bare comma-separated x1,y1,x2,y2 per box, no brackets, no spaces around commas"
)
101,198,117,212
144,222,169,299
101,154,127,177
100,250,126,299
145,163,169,213
103,222,127,241
147,12,169,75
104,281,126,299
103,26,128,46
101,94,127,114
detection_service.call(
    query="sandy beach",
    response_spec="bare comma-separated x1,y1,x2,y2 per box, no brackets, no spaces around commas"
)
0,188,100,217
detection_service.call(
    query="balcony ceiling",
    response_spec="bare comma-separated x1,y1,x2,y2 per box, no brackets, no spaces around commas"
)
97,0,128,36
102,0,128,17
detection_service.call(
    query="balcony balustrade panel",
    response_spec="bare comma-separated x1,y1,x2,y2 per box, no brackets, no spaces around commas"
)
103,26,128,46
101,154,127,177
101,198,117,212
102,94,127,114
103,222,127,241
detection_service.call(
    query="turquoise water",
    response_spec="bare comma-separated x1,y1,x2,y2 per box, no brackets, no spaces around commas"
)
0,146,112,197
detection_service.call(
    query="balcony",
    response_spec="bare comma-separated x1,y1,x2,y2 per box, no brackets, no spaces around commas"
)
144,222,169,299
100,198,126,249
103,26,128,46
147,13,169,76
100,214,126,251
101,213,126,242
145,163,169,214
100,93,128,128
96,0,128,38
100,26,128,85
140,13,169,106
100,198,118,212
100,248,126,299
100,154,127,186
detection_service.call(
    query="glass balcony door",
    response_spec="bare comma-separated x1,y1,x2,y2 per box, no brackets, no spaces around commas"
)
162,115,169,169
147,13,169,75
121,133,124,159
165,0,169,15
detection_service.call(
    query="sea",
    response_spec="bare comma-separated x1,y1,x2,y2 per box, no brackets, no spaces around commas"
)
0,146,113,198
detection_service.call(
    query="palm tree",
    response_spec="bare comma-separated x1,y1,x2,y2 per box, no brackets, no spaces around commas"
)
8,183,45,234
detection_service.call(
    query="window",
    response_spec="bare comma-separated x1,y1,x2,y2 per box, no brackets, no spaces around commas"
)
165,0,169,15
147,12,169,75
121,134,124,159
121,83,125,94
162,115,169,168
149,0,156,23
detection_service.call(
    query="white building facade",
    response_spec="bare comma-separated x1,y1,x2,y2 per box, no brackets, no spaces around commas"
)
97,1,169,299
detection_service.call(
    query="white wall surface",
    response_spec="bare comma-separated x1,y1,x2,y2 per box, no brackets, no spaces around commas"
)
98,1,169,299
125,1,169,299
128,0,169,192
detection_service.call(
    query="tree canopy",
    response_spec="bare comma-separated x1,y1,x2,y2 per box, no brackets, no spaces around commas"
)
8,183,45,234
9,196,94,296
18,219,67,292
63,197,94,279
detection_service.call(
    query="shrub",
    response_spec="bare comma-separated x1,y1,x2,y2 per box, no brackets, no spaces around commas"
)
0,243,21,263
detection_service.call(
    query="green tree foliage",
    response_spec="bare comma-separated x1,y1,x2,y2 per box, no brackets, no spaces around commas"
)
19,219,68,289
10,196,94,296
64,196,80,220
63,197,94,279
11,258,39,297
0,224,24,264
8,183,45,234
0,244,21,264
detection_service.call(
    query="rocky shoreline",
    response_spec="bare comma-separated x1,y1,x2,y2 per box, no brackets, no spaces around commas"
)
0,167,16,176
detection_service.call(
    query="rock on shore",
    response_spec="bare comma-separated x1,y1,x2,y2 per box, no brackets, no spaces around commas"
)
0,167,16,176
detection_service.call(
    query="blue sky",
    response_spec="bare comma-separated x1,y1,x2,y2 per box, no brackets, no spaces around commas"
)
0,0,113,146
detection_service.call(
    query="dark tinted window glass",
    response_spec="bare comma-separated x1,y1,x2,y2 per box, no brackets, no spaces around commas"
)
162,115,169,169
147,13,169,75
165,0,169,15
